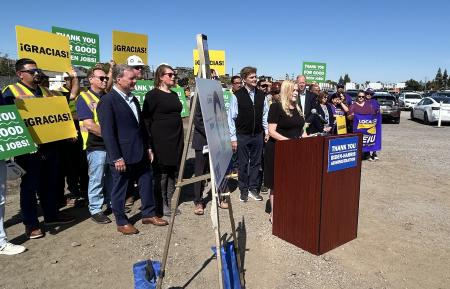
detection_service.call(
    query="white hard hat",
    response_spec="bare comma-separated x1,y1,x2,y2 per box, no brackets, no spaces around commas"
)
127,55,144,66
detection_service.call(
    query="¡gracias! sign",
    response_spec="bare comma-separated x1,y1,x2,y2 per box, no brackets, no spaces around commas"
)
16,25,71,72
193,49,226,76
14,97,77,144
112,30,148,65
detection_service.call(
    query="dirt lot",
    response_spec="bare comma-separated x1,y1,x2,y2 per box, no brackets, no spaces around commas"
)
1,111,449,289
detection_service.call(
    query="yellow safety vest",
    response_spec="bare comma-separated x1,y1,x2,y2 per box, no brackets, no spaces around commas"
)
2,82,59,98
78,90,100,150
57,86,78,119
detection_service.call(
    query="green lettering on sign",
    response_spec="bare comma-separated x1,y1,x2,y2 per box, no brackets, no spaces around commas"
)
0,105,36,159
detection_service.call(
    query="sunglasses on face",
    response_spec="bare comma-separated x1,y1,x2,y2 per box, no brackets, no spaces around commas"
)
96,76,109,82
20,69,42,75
357,95,365,98
133,66,144,70
163,72,177,78
261,84,268,88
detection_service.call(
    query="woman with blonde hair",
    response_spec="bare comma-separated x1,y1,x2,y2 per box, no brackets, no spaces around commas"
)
264,80,307,223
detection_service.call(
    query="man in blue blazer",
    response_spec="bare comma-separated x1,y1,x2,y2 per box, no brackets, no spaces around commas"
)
97,64,168,234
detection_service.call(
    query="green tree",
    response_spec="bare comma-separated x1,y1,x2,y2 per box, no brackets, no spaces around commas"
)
338,76,344,84
0,53,15,76
405,79,422,91
435,68,443,89
343,73,351,83
443,69,448,90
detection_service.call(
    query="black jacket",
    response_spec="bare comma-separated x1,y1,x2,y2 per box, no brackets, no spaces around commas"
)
191,98,207,150
307,102,335,134
234,86,265,136
97,89,150,164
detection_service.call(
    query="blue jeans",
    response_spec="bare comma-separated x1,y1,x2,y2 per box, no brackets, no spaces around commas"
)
0,161,7,247
87,150,112,215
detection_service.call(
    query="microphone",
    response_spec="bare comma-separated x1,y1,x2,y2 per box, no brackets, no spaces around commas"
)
311,108,327,124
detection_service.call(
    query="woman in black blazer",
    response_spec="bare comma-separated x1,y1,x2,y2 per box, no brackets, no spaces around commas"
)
307,91,335,134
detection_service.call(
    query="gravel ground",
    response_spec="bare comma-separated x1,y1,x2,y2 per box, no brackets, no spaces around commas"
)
1,111,449,289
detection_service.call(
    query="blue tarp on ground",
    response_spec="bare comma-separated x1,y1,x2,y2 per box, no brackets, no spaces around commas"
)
133,260,161,289
211,241,242,289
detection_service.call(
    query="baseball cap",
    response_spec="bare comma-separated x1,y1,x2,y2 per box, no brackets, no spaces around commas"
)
365,88,375,95
127,55,144,67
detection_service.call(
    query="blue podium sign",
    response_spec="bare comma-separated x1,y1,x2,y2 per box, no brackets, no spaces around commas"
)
328,136,358,172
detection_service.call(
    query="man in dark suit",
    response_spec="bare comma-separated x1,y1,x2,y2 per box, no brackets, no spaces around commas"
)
296,75,316,118
97,64,168,235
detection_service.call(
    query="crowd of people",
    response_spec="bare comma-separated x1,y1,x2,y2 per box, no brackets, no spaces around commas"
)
0,58,380,256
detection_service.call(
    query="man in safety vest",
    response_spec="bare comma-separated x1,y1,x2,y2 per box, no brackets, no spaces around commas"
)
1,58,75,239
76,67,112,224
58,69,89,208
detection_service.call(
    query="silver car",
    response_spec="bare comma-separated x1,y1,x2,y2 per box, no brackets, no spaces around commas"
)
410,95,450,124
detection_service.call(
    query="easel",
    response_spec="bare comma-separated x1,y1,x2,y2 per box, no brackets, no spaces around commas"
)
156,34,244,289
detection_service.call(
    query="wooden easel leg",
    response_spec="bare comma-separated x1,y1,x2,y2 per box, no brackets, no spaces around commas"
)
226,193,245,288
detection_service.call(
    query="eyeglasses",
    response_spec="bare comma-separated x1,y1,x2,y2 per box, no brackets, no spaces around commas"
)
96,76,109,82
357,95,365,98
20,69,41,75
163,72,177,78
133,66,144,70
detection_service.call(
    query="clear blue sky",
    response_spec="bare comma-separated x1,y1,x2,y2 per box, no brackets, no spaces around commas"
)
2,0,449,83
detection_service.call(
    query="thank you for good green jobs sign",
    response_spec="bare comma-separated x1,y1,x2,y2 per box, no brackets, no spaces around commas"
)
0,105,36,159
52,26,99,67
302,61,327,83
133,80,190,117
134,80,155,107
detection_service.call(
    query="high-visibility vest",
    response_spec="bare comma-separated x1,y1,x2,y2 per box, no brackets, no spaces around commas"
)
78,90,100,150
2,82,60,98
57,85,78,119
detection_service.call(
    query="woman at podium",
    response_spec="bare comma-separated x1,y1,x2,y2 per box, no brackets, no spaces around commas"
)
264,80,308,223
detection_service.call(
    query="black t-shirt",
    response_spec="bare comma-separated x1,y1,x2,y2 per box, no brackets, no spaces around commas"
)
268,102,305,141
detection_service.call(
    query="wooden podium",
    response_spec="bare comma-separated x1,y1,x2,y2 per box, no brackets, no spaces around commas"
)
272,133,362,255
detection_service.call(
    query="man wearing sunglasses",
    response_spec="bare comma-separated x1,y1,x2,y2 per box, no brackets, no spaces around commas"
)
1,58,75,239
76,67,114,224
127,55,145,80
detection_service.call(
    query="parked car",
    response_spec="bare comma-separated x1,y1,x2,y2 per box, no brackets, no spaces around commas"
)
410,96,450,124
398,92,422,110
373,92,401,124
345,89,359,101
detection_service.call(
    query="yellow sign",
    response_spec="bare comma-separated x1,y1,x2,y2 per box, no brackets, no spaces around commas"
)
112,30,148,64
336,115,347,135
193,49,226,76
16,26,71,72
14,97,77,144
